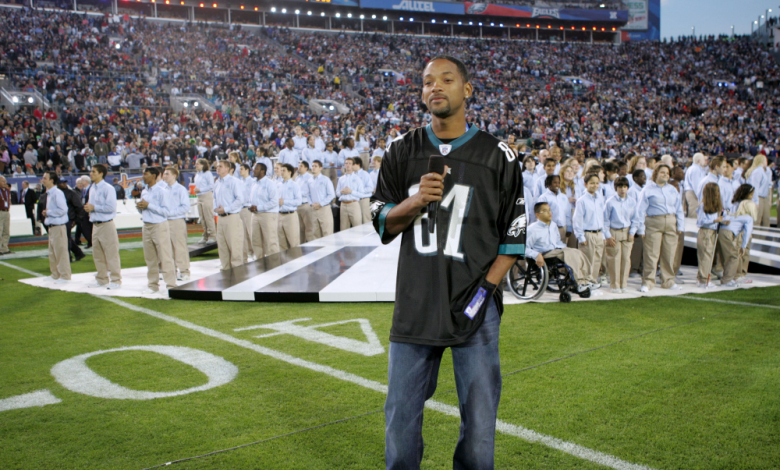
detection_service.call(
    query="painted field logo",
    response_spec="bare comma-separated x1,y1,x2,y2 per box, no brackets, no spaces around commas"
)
532,7,560,18
391,0,434,12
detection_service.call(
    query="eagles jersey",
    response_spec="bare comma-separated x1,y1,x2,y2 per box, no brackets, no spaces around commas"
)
371,124,526,347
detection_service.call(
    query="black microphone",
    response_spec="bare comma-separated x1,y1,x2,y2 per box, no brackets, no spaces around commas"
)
427,155,445,234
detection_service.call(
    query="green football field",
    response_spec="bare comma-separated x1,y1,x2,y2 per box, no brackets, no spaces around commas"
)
1,248,779,470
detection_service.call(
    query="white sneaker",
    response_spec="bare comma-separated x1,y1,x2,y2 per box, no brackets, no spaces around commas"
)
179,274,190,282
88,282,108,288
639,285,649,293
197,238,208,245
629,272,641,279
53,279,70,285
668,284,682,291
107,283,122,290
722,280,740,288
611,288,622,294
697,282,717,289
43,276,55,282
620,288,628,293
588,282,601,290
141,288,160,296
577,284,589,293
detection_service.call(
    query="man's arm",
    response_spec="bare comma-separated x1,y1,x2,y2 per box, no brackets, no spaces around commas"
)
485,255,517,286
384,170,446,236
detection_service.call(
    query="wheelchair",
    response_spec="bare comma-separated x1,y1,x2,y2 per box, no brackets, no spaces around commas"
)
505,255,591,303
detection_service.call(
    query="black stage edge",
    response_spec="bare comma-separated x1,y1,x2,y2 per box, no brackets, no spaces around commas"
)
169,246,322,300
188,241,219,257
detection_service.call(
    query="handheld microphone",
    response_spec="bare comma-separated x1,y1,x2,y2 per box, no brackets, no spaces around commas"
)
427,155,445,234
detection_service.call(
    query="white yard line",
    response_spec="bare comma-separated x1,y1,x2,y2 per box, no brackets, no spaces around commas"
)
1,260,657,470
683,296,780,310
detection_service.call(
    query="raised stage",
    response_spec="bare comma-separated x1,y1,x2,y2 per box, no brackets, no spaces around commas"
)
17,221,780,304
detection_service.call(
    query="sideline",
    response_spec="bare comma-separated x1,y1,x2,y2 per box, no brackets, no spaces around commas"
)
1,260,656,470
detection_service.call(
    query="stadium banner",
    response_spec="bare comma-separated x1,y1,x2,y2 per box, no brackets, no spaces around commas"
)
621,0,659,41
288,0,359,5
464,2,628,22
622,0,648,30
360,0,465,15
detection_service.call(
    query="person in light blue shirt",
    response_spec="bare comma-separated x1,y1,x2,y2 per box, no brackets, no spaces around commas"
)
135,167,177,294
718,210,753,287
522,156,536,196
353,157,374,224
162,166,191,281
301,136,321,168
308,159,336,239
635,164,685,292
254,147,273,176
526,202,591,290
337,137,360,173
683,153,708,217
745,154,771,226
536,175,570,242
717,160,735,215
41,171,72,283
321,141,340,189
532,159,557,200
696,182,726,289
695,157,724,202
336,157,365,231
627,169,646,204
603,177,639,293
194,158,216,244
248,163,280,258
296,161,314,243
278,163,302,250
277,138,299,169
369,156,382,192
84,164,122,288
213,160,246,270
238,163,257,262
572,173,606,287
292,126,308,159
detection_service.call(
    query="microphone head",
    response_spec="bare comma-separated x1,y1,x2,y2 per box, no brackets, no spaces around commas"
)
428,155,445,175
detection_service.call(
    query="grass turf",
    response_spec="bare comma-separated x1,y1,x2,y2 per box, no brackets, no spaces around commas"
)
0,252,778,470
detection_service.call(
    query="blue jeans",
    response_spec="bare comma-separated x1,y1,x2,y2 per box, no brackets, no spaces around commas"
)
385,299,502,470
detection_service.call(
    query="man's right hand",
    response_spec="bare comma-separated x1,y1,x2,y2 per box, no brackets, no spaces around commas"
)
249,205,257,213
535,253,545,268
413,167,449,210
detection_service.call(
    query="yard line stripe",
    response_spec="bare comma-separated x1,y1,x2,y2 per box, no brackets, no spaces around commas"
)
0,390,61,412
1,261,657,470
0,260,45,277
683,296,780,310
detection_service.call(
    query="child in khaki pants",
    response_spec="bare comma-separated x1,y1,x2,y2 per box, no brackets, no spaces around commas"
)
604,177,638,293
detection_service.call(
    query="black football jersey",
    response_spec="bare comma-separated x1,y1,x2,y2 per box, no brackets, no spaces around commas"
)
371,124,526,347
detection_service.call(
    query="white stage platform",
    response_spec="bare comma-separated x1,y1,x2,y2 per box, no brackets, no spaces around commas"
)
17,224,780,303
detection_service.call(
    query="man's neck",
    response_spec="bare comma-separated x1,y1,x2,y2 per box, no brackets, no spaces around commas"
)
148,180,156,188
430,114,467,140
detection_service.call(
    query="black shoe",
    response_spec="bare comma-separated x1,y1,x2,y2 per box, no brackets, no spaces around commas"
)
86,244,92,249
75,253,86,262
75,243,83,247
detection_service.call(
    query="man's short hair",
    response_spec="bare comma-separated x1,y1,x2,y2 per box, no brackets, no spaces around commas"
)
345,157,355,165
299,161,310,170
534,202,549,214
614,176,630,188
46,171,59,185
256,162,267,173
312,160,323,167
632,169,646,179
710,156,725,170
426,55,471,83
240,163,252,172
93,163,107,177
353,157,363,169
604,161,619,174
544,174,559,188
145,167,160,177
282,163,295,174
218,159,231,170
165,166,179,177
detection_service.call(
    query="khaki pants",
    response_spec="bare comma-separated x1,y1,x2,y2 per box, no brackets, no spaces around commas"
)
578,231,605,284
278,212,300,250
630,234,643,273
167,218,190,276
757,196,771,227
311,204,334,239
684,190,698,218
738,235,751,278
323,168,339,190
251,212,280,258
605,227,633,289
718,228,740,284
673,231,685,276
545,248,591,285
143,222,176,291
216,213,244,270
197,192,216,241
696,228,718,283
642,214,679,289
558,226,567,244
340,201,362,231
0,210,10,253
48,224,71,280
359,198,371,224
239,207,254,261
92,220,121,285
298,202,314,243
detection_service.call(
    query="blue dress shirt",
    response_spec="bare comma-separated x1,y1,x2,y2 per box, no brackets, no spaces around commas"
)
721,214,753,248
194,170,214,194
88,180,117,222
718,177,735,212
635,182,685,235
296,172,313,204
696,173,719,201
747,167,770,201
525,220,566,261
279,179,302,212
537,189,570,232
355,169,373,199
337,148,359,168
336,173,364,202
251,176,279,213
322,150,339,169
572,192,606,243
696,204,721,231
44,186,69,225
301,148,321,167
213,174,244,215
164,182,190,220
240,176,256,208
309,174,336,207
140,183,169,224
604,194,640,238
277,148,299,167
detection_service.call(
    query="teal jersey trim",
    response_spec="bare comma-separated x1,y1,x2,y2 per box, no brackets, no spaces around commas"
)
498,244,525,256
378,203,397,240
425,123,480,153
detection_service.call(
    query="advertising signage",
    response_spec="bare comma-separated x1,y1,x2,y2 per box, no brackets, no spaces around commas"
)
360,0,465,15
464,2,628,22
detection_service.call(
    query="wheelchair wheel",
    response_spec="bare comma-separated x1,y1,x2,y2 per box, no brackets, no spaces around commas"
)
559,292,572,303
578,288,591,299
545,264,567,293
505,259,548,301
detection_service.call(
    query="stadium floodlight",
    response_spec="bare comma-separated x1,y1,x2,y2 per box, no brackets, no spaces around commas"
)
443,20,447,24
270,7,276,12
27,97,34,104
499,23,503,27
409,17,414,21
193,101,199,107
254,7,258,11
281,8,286,13
383,16,387,20
468,21,472,25
599,3,605,7
294,10,299,15
307,11,312,16
11,96,18,103
458,21,462,25
478,22,483,26
329,105,335,110
372,14,376,19
183,102,189,108
115,43,121,50
347,13,352,18
490,23,494,26
431,19,436,23
360,14,364,19
400,17,404,20
321,12,325,16
336,13,341,18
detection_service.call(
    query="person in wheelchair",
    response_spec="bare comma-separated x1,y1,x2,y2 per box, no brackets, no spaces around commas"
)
536,174,571,243
527,202,594,294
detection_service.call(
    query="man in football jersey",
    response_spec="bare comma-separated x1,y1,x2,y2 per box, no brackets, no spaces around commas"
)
371,55,526,470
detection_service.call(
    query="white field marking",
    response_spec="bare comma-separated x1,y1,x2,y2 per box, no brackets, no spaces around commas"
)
684,296,780,310
50,346,238,400
0,390,61,412
235,318,385,357
1,261,656,470
424,400,656,470
0,260,44,277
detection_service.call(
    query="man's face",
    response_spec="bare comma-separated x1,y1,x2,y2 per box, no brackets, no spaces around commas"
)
536,204,552,224
298,163,307,174
617,185,629,198
326,144,333,153
548,176,561,194
312,162,322,176
0,177,7,189
274,164,282,176
253,164,264,179
216,163,229,178
717,161,728,177
545,160,556,175
421,59,472,119
281,166,291,180
286,139,294,149
722,162,734,179
634,172,647,187
344,160,353,173
163,170,176,185
143,171,155,185
42,173,52,189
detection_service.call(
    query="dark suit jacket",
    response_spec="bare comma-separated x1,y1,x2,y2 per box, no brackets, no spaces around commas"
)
23,188,37,217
